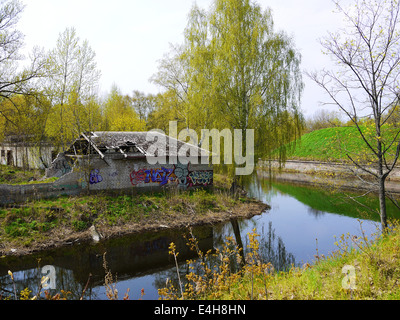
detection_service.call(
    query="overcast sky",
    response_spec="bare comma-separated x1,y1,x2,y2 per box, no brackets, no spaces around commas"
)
17,0,350,119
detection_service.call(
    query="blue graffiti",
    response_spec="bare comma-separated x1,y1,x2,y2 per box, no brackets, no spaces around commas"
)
89,169,103,185
144,167,175,186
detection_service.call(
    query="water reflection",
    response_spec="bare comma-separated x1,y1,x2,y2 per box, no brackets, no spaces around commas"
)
1,227,214,299
1,172,394,300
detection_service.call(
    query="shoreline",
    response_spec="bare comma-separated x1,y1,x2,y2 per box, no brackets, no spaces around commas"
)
0,197,270,257
258,159,400,194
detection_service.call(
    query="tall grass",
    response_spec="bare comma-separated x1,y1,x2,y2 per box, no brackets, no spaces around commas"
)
159,221,400,300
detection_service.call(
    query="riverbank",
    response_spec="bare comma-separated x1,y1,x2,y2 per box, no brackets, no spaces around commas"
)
0,184,269,257
158,220,400,300
217,221,400,300
258,159,400,194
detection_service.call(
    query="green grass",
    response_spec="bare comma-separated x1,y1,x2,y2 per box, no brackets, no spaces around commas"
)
158,222,400,300
0,187,252,252
284,125,399,162
0,165,42,184
0,164,56,185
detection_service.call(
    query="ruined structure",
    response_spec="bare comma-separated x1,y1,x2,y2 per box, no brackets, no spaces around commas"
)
0,131,213,205
47,131,213,191
0,135,53,170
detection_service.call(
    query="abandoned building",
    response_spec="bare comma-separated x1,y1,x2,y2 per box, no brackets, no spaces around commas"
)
0,131,213,204
0,135,54,170
46,131,213,192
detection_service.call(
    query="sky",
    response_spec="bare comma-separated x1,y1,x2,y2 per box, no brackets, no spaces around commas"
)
16,0,350,119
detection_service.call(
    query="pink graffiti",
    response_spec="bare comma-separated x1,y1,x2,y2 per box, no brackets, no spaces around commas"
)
130,169,146,185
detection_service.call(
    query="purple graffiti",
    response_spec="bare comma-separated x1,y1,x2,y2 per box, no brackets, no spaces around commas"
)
144,167,176,186
89,169,103,185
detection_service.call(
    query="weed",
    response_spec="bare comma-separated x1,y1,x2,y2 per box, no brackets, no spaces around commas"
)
158,222,400,300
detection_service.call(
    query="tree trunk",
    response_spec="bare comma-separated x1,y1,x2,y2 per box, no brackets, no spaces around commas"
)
377,134,388,232
378,176,388,232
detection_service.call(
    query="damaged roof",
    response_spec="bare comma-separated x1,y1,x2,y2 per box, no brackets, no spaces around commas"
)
65,131,209,159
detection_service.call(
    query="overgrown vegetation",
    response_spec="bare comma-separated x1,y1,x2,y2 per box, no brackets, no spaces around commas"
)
0,165,47,185
157,221,400,300
2,217,400,300
0,174,266,254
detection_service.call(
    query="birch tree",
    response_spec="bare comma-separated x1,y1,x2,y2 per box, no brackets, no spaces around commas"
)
46,27,101,151
309,0,400,231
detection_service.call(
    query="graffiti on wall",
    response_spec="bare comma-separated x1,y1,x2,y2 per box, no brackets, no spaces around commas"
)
145,167,176,186
130,167,176,186
174,162,189,187
129,164,213,188
130,169,146,185
188,170,213,187
89,169,103,185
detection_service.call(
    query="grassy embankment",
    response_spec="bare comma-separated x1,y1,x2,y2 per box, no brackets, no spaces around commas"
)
218,125,400,300
216,222,400,300
283,125,399,163
0,168,267,256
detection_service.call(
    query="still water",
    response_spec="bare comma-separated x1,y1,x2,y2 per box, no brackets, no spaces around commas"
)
1,173,397,300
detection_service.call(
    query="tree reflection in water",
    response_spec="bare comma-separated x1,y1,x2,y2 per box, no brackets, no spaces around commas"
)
153,219,297,297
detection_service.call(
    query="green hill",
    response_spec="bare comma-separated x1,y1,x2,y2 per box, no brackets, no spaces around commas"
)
285,126,399,163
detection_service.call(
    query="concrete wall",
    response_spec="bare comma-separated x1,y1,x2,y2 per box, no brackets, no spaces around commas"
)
0,180,81,205
260,159,400,181
0,144,53,170
82,157,213,191
0,156,213,205
258,159,400,193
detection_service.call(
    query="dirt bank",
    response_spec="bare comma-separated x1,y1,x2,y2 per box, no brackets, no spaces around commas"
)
0,198,269,257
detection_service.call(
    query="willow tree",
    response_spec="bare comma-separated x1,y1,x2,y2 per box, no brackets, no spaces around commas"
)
152,0,304,175
309,0,400,231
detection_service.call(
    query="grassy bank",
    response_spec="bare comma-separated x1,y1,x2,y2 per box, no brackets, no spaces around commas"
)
0,165,57,185
284,126,399,162
225,222,400,300
0,174,269,256
158,221,400,300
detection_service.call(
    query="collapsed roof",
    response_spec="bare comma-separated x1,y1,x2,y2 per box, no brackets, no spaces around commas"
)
65,131,209,160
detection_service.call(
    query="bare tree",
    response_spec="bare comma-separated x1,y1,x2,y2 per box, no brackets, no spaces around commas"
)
0,0,46,118
309,0,400,231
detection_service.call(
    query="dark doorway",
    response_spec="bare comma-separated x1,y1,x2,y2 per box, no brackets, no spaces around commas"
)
6,150,13,166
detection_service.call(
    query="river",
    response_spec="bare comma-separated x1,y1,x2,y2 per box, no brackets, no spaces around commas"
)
1,173,398,300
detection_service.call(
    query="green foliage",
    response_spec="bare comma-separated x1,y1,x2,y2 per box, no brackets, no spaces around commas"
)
151,0,304,171
103,85,146,132
0,188,251,252
0,165,45,184
158,222,400,300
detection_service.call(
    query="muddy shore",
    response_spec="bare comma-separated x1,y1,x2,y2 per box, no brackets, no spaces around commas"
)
0,199,269,257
